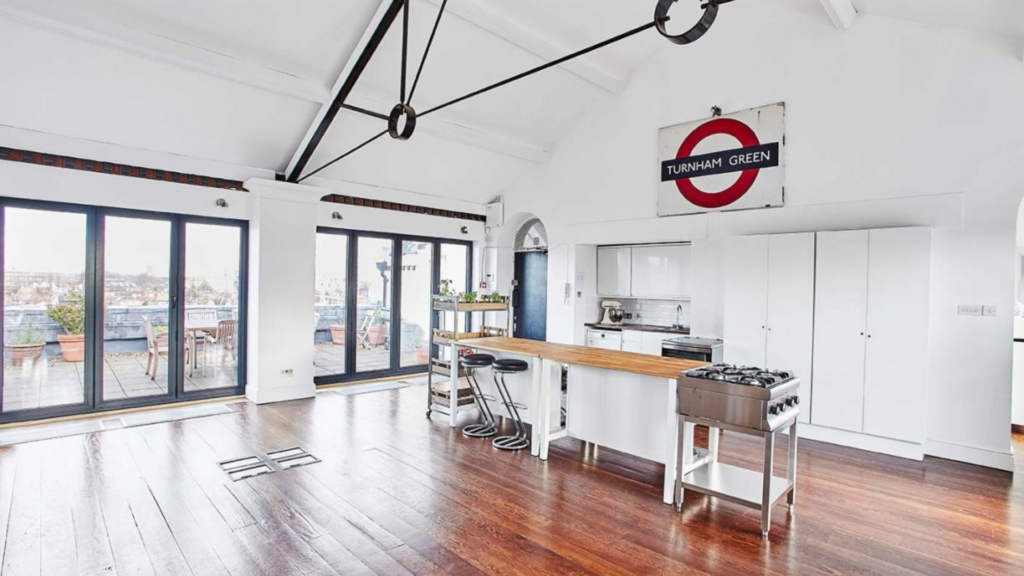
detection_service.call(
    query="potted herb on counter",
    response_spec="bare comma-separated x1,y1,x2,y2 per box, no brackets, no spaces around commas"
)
46,293,86,362
5,322,45,366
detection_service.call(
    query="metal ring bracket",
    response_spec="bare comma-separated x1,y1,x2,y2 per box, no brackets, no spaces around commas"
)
654,0,720,45
388,103,417,140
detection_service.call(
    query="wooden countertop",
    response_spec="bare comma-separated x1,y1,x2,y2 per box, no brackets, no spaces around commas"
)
454,336,707,379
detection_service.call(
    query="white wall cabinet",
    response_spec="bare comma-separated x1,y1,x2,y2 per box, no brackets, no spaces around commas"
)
631,245,692,299
724,233,815,423
597,247,632,297
597,244,691,299
811,227,931,444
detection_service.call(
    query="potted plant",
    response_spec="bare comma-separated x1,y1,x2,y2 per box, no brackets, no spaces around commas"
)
46,293,86,362
460,291,477,303
488,291,504,303
330,324,346,345
367,314,388,347
438,279,454,297
5,322,45,366
414,329,429,364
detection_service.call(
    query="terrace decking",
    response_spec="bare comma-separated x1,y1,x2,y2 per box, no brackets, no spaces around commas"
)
2,346,239,412
313,342,420,378
4,343,420,413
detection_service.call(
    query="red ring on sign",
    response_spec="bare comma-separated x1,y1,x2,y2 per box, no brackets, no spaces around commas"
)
675,118,761,209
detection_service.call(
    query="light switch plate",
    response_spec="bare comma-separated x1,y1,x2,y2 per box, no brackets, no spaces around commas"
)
983,306,997,317
957,305,983,316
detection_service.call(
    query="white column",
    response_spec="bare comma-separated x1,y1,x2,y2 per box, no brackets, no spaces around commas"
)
244,178,327,404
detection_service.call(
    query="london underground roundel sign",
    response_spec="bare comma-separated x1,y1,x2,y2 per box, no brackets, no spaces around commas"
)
658,103,785,216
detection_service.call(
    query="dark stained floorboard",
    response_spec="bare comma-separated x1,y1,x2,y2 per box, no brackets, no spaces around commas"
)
0,385,1022,575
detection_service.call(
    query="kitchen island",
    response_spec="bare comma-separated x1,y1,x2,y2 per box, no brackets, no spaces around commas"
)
449,336,707,503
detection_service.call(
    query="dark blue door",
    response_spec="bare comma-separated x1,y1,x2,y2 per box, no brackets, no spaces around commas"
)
513,251,547,341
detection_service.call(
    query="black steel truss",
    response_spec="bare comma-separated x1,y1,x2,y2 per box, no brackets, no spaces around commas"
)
291,0,731,184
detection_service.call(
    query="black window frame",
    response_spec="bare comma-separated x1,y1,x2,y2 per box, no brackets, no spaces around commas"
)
0,197,249,424
314,226,472,386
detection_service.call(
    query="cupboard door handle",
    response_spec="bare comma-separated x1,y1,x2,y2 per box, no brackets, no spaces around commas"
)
860,332,864,336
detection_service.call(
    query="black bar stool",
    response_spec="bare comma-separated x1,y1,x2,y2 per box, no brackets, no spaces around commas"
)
461,353,497,438
491,358,530,451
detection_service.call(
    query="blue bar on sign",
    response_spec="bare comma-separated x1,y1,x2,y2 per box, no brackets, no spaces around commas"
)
661,142,779,182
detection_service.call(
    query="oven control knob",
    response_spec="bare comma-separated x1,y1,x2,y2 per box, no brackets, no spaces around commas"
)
793,396,800,405
769,405,780,416
786,397,796,407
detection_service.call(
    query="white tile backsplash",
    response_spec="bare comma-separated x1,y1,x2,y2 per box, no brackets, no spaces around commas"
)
614,299,690,328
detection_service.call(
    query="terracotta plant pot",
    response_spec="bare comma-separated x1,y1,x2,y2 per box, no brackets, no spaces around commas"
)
6,343,44,366
415,346,429,364
329,324,346,345
56,334,85,362
367,325,387,346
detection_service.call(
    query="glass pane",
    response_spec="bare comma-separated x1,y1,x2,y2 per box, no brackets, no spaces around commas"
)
183,223,241,392
439,243,469,329
314,233,348,378
439,244,468,294
3,207,87,412
400,241,433,368
356,237,393,373
102,216,172,402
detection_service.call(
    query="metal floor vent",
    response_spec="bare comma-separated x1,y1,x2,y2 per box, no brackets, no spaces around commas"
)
219,456,275,482
268,446,321,470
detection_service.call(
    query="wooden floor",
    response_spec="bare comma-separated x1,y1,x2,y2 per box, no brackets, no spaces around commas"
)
0,385,1022,576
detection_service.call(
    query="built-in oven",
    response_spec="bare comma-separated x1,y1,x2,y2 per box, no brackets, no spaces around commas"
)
661,336,724,364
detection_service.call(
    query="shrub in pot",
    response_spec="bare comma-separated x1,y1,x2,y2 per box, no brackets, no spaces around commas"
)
414,329,429,364
5,322,45,366
46,294,86,362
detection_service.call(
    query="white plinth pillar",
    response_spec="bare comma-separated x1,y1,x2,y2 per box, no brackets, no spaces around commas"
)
244,178,326,404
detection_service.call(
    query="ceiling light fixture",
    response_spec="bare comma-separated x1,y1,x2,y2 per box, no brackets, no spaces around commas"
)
297,0,734,182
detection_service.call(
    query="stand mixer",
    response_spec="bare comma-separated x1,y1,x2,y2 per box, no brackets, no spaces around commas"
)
601,301,625,325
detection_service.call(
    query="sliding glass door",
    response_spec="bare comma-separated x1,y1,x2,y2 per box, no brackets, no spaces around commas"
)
314,233,348,378
399,240,433,369
355,236,394,374
100,213,174,403
181,221,245,395
2,205,92,414
313,228,470,385
0,198,247,423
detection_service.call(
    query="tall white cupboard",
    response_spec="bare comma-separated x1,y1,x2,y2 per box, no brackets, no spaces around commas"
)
724,233,816,423
811,227,931,444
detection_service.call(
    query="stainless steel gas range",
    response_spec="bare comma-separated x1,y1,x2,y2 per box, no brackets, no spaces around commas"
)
674,364,800,537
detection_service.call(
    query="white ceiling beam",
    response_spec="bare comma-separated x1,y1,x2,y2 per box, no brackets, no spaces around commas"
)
819,0,858,30
0,0,330,103
424,0,626,94
346,93,550,163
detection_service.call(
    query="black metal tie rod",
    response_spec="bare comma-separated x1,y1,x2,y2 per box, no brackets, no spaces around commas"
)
298,130,389,182
296,0,730,181
419,20,657,119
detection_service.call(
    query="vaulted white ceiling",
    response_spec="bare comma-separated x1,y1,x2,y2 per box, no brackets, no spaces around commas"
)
0,0,1019,206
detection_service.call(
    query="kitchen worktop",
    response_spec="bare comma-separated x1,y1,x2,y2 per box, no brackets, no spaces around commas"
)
585,323,690,335
456,336,707,379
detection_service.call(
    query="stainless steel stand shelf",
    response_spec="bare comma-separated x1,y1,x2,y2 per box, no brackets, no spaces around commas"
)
674,414,798,537
426,296,510,423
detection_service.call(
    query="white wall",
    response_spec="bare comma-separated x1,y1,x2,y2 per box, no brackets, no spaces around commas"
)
497,2,1024,469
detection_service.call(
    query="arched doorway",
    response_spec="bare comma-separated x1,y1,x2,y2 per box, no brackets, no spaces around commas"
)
512,217,548,341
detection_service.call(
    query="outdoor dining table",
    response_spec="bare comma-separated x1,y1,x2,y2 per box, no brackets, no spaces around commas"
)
184,321,219,374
